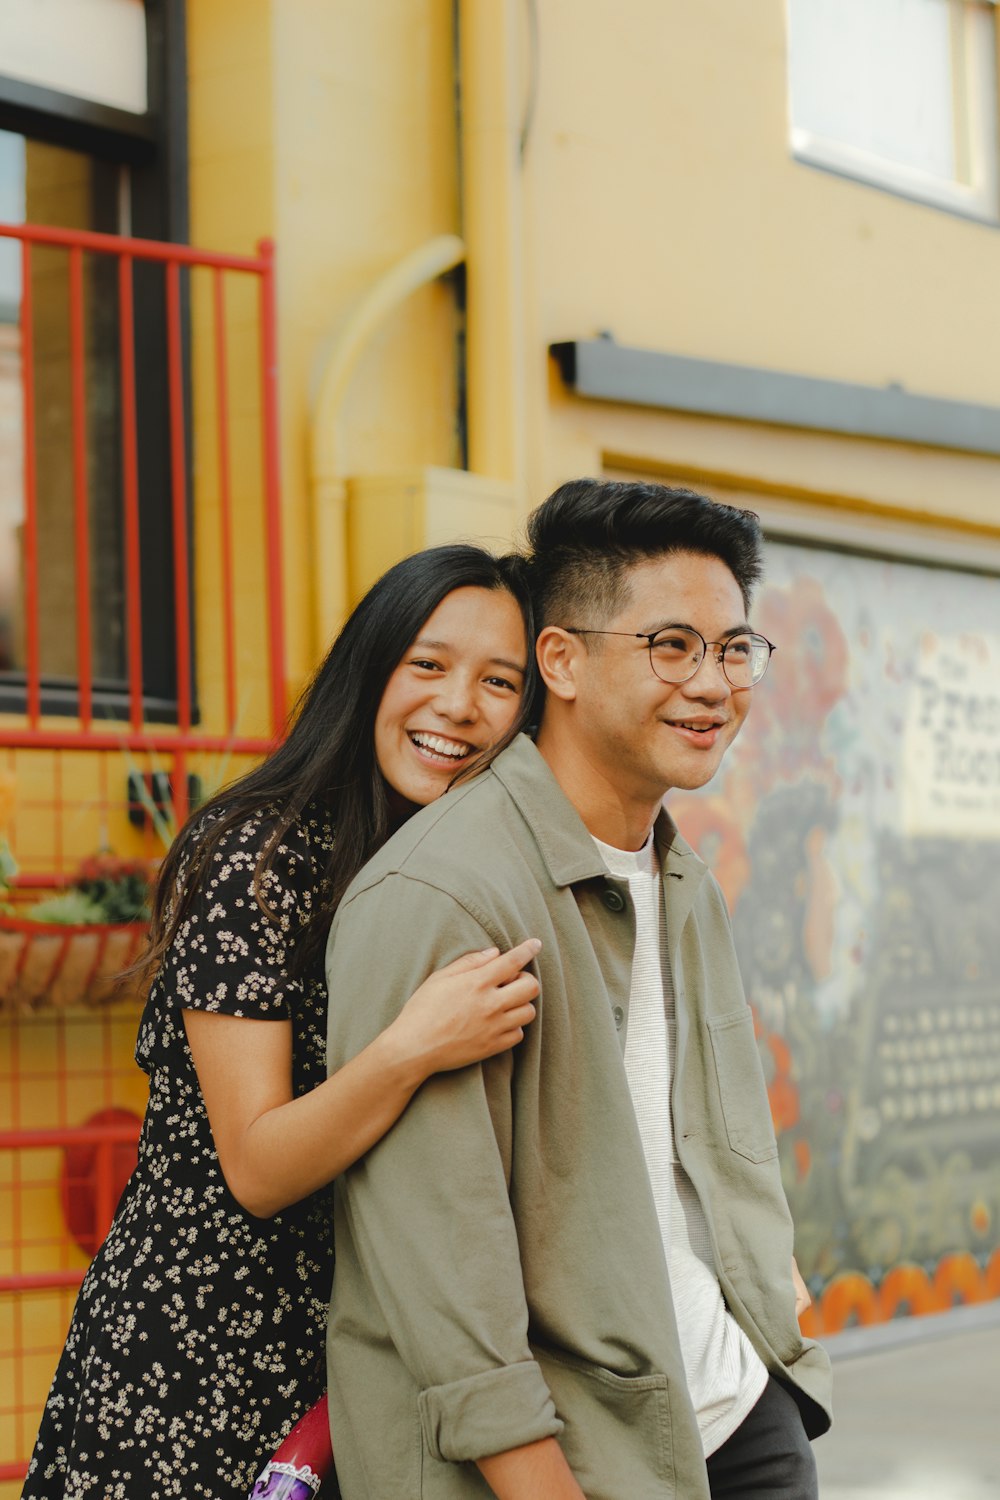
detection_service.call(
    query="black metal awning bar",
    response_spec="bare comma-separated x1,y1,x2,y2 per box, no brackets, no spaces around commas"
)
550,339,1000,458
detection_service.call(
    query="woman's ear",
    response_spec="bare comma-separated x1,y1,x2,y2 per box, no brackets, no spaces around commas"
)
535,627,581,701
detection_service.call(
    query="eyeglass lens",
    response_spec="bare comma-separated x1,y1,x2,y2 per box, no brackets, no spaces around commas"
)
648,628,771,686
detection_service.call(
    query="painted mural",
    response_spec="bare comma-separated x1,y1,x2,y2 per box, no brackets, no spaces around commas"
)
670,539,1000,1333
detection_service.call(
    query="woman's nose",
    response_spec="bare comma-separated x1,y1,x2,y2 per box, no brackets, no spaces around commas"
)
433,676,478,722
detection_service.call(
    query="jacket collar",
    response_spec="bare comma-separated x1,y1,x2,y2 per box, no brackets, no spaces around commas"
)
490,734,703,889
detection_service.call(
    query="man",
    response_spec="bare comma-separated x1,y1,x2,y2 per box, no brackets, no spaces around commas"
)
325,479,832,1499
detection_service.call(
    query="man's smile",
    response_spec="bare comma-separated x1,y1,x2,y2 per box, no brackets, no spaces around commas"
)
662,714,729,747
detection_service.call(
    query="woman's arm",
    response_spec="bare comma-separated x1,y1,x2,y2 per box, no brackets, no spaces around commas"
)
184,939,540,1218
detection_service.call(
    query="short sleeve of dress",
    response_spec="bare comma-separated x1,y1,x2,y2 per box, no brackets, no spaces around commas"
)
156,814,311,1020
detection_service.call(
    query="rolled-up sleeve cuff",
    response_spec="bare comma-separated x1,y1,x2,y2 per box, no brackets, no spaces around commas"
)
418,1360,563,1462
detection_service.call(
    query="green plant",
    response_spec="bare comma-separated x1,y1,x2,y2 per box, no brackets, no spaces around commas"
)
64,853,156,924
5,853,157,927
0,770,16,913
23,890,108,925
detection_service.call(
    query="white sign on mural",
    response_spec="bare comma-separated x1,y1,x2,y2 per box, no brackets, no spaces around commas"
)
902,632,1000,838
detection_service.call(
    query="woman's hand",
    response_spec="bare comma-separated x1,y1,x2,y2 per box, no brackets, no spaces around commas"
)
185,939,541,1217
386,939,542,1078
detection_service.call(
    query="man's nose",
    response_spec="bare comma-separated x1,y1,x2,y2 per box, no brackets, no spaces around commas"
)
683,647,732,697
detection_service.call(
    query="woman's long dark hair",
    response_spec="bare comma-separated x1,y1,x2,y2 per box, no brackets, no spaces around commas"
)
138,545,537,981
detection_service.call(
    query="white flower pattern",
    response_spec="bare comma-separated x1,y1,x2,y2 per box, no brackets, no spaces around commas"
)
24,807,337,1500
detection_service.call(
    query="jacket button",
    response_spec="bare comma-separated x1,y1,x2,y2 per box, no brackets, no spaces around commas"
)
601,886,626,913
612,1005,625,1029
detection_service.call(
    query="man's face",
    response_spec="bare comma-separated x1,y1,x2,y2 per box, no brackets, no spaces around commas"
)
566,551,754,802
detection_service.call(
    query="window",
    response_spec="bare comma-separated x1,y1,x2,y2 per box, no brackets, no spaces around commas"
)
787,0,1000,221
0,0,189,721
0,0,147,116
0,130,128,688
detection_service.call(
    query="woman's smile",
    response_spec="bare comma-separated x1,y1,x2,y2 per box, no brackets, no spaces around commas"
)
406,730,477,765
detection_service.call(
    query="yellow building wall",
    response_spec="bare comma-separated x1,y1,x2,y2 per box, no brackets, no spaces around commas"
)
523,0,1000,398
515,0,1000,532
189,0,1000,584
188,0,468,691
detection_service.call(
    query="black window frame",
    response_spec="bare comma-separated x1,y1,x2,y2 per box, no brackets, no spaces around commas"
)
0,0,194,726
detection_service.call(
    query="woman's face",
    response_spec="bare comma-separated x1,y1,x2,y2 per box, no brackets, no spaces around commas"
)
374,585,528,812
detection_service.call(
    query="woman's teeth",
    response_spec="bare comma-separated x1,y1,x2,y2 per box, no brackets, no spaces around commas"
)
409,732,471,760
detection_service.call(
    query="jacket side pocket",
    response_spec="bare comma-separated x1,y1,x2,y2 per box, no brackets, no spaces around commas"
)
707,1008,779,1164
534,1346,674,1500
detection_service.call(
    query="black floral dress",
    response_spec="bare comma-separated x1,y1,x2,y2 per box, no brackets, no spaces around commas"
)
24,806,338,1500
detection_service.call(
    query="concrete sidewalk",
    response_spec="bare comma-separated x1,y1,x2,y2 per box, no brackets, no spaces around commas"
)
813,1307,1000,1499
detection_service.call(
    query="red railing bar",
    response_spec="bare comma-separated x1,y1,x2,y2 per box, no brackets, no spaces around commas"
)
69,247,93,729
258,239,287,737
0,1463,31,1483
9,999,24,1429
0,729,278,753
213,269,238,734
118,255,144,730
0,1126,141,1149
19,240,41,726
0,220,268,272
0,1271,86,1293
165,262,192,759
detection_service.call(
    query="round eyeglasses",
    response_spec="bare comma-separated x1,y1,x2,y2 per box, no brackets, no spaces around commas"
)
565,625,776,688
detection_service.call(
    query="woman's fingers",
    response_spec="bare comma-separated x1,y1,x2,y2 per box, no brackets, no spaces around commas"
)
482,938,542,981
502,1003,537,1029
494,974,539,1010
436,938,541,986
481,1024,530,1057
439,945,501,973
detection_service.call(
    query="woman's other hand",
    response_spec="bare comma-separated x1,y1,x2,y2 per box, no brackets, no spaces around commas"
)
792,1256,812,1318
388,939,542,1077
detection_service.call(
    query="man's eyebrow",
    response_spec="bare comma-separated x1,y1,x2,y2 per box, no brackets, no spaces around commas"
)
641,618,754,638
410,638,526,674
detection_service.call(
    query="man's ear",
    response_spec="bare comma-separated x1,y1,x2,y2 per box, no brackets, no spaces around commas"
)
536,627,581,701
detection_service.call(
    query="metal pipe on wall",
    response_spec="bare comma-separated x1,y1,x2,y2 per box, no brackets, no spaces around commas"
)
458,0,528,494
308,234,467,654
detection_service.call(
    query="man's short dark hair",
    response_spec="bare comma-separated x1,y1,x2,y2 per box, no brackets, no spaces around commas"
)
525,478,764,627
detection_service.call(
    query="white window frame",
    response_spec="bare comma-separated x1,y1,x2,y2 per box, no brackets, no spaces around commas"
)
787,0,1000,223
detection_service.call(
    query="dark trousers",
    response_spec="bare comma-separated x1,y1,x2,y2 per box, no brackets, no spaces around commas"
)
706,1378,819,1499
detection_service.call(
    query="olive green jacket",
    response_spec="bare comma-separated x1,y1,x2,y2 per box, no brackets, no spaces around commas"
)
324,735,832,1500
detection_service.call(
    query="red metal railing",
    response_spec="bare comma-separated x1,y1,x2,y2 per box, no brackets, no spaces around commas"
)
0,222,288,813
0,1006,148,1485
0,223,289,1486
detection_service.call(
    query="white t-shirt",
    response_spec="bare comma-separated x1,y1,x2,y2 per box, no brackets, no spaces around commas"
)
593,831,767,1456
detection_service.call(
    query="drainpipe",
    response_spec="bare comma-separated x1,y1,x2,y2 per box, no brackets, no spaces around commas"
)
458,0,527,491
309,233,467,653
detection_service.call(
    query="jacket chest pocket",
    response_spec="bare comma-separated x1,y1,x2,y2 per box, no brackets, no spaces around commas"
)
707,1009,779,1164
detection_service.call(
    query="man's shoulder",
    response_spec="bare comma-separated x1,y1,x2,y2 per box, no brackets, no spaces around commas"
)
345,760,529,908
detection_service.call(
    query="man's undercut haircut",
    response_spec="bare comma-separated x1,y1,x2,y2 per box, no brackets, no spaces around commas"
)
525,478,764,629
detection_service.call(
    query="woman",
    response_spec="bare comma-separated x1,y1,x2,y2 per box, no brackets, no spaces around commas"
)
25,546,540,1500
